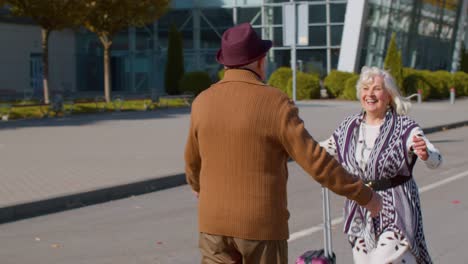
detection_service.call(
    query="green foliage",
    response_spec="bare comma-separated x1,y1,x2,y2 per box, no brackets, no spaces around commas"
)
431,71,451,99
165,24,185,95
460,44,468,73
3,98,187,120
384,33,404,93
6,0,86,30
416,70,445,100
403,69,431,100
323,70,354,98
268,67,292,96
179,72,212,96
404,68,468,101
286,72,321,100
453,71,468,96
83,0,169,38
218,68,225,80
341,74,359,100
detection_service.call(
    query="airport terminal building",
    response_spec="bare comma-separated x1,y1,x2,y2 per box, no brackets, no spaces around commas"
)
0,0,467,97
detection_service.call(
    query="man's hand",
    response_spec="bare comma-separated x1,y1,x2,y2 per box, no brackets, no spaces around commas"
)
192,190,199,199
412,135,428,161
363,191,382,217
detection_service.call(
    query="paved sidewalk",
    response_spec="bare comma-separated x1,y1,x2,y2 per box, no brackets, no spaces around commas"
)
0,98,467,223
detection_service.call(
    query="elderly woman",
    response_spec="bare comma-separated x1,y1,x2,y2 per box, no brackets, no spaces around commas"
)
321,67,442,263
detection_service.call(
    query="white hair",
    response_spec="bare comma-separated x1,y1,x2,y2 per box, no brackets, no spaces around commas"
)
356,66,411,115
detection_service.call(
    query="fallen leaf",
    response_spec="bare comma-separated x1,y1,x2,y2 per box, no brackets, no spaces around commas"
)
51,244,61,248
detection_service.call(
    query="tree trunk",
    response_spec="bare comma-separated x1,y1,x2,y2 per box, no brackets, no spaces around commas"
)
103,45,111,103
99,35,112,103
41,28,50,104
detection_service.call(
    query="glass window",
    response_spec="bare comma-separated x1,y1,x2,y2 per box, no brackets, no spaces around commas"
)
266,0,290,3
181,30,194,49
273,6,283,24
309,26,326,46
158,28,194,49
158,10,192,30
236,0,263,6
273,26,283,47
263,6,283,25
238,7,262,25
297,49,327,76
330,3,346,23
331,25,343,45
309,5,326,23
171,0,194,9
200,29,222,49
272,49,291,68
331,48,340,70
201,8,234,27
198,0,235,7
200,20,224,49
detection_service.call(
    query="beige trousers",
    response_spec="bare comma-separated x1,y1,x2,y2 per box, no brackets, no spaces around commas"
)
199,232,288,264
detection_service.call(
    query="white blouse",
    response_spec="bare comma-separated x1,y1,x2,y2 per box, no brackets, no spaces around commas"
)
320,124,443,170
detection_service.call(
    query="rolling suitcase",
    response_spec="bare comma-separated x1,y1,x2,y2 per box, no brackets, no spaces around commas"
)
295,188,336,264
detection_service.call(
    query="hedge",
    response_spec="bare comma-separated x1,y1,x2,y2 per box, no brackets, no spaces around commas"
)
401,68,466,100
180,71,212,96
268,67,292,96
286,72,321,100
323,70,354,98
218,68,225,80
451,71,468,97
403,69,431,100
341,74,359,100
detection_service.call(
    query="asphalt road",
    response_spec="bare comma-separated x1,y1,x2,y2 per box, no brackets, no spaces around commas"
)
0,126,467,264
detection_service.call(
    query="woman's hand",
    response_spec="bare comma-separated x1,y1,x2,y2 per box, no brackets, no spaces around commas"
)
364,191,382,217
412,135,428,161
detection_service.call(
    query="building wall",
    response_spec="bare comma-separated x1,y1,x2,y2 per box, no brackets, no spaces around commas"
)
0,23,40,94
0,23,76,98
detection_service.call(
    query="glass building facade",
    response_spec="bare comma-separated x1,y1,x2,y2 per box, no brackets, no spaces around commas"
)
75,0,349,94
68,0,468,93
359,0,464,71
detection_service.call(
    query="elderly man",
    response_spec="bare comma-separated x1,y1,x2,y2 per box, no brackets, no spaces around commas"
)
185,22,382,264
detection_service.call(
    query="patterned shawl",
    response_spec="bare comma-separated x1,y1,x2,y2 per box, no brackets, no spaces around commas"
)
332,109,433,263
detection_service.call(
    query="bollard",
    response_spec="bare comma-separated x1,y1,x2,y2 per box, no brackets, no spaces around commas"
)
450,87,455,104
417,89,422,104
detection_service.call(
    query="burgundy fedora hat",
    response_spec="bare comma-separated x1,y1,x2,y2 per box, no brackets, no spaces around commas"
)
216,23,272,67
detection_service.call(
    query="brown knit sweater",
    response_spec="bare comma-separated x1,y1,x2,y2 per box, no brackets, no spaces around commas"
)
185,69,372,240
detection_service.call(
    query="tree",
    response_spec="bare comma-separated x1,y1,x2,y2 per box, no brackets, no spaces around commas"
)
459,44,468,73
165,24,185,95
83,0,169,102
384,33,404,93
5,0,85,104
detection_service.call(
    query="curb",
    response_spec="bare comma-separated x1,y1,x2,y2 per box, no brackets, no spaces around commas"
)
0,173,186,224
1,120,467,224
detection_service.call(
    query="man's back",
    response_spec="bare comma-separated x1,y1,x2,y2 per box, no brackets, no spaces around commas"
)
187,69,292,240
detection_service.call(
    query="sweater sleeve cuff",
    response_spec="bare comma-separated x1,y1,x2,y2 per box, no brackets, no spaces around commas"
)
352,181,373,206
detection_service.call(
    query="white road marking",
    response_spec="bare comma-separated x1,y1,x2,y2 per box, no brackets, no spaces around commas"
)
288,169,468,242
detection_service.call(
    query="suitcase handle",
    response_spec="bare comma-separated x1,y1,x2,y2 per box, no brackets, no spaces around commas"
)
321,187,333,259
